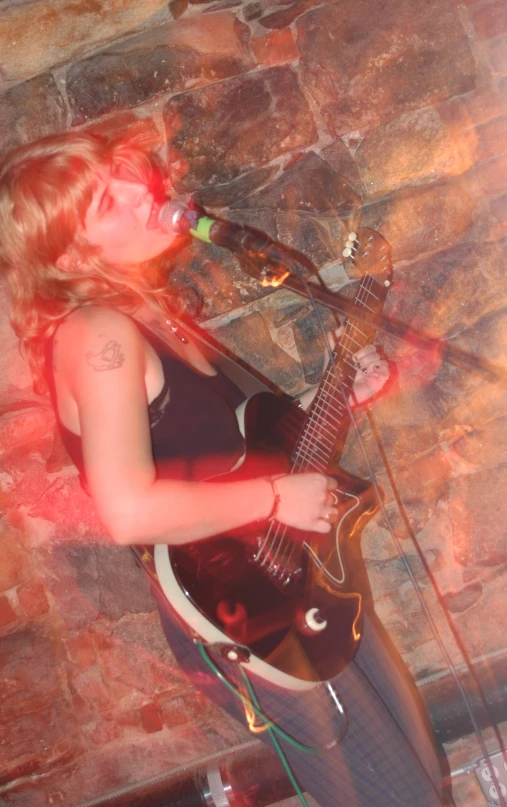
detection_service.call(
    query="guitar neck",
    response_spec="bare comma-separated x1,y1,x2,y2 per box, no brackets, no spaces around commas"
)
291,252,391,473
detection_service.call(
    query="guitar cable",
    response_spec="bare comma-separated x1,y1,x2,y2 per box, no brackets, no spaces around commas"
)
304,276,507,807
196,640,348,807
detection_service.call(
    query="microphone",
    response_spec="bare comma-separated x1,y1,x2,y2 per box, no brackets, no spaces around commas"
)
158,200,304,285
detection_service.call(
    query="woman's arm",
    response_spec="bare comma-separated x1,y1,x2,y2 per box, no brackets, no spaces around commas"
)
59,308,338,546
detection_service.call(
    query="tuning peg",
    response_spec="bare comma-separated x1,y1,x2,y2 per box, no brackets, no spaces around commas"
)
342,231,359,259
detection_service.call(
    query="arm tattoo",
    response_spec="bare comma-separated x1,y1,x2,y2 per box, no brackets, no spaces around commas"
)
86,340,125,371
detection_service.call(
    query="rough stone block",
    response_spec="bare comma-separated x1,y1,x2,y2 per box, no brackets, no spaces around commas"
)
52,544,156,623
27,476,107,542
361,175,477,263
170,0,188,18
473,151,507,197
0,704,82,786
434,306,507,430
215,309,304,393
438,87,507,130
259,0,322,30
490,193,507,223
498,75,507,108
139,701,164,733
0,283,36,404
297,0,476,135
229,150,361,266
0,451,55,515
93,613,181,702
320,140,364,196
0,0,169,83
355,107,472,198
485,35,507,75
251,29,298,66
192,165,279,209
64,632,98,667
0,526,25,592
471,0,507,40
67,13,254,126
0,628,66,722
86,717,123,745
474,114,507,161
451,566,507,658
0,595,16,628
70,666,113,711
157,691,192,727
16,582,50,618
233,150,359,216
0,73,66,155
386,240,507,339
0,405,55,458
163,66,318,191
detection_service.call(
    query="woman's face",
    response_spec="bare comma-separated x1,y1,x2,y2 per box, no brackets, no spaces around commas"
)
82,165,178,265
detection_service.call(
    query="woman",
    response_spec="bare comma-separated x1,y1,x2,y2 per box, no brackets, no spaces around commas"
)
0,132,445,806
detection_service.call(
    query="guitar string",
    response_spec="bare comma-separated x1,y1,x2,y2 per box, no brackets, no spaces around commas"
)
256,274,384,576
256,274,381,574
276,275,381,571
256,274,381,573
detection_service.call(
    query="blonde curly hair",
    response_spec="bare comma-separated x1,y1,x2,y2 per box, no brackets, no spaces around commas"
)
0,131,179,393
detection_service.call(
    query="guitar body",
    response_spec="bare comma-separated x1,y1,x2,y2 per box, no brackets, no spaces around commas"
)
155,393,379,689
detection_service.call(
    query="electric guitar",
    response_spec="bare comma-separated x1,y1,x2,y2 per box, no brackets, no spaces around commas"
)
137,228,393,691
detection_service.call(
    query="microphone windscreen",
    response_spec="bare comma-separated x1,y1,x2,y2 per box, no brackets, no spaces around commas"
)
158,200,193,234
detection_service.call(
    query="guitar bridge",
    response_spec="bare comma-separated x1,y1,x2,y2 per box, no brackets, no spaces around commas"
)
251,535,303,587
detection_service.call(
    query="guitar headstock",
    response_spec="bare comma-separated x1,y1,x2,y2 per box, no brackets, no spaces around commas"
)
342,226,393,288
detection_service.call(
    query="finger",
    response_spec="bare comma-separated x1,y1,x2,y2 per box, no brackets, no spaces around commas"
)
354,350,383,370
326,475,338,491
314,519,332,534
353,344,377,362
359,355,389,373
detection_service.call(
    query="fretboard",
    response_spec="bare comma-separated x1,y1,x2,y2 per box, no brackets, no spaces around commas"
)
291,273,389,473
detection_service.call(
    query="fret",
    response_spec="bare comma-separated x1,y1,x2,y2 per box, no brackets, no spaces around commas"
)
288,228,392,483
291,452,327,472
301,427,335,450
357,284,381,303
295,437,331,465
307,399,344,428
318,382,353,410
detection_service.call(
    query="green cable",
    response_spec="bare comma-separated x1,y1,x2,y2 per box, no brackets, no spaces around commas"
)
240,663,312,807
196,641,319,753
196,641,314,807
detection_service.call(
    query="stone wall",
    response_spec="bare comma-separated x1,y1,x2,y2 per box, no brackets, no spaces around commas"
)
1,0,507,805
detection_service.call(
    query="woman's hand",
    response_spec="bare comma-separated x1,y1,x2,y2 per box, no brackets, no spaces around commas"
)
298,327,390,411
267,473,339,535
350,343,390,405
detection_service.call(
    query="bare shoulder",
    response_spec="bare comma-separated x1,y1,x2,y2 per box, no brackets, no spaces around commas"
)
55,307,144,380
